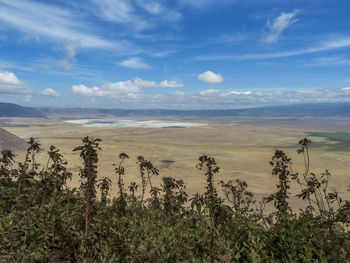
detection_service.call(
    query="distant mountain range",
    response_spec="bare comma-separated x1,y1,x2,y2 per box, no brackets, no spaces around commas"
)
1,102,350,118
0,102,44,118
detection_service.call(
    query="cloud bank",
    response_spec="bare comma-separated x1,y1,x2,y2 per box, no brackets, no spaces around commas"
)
71,78,184,98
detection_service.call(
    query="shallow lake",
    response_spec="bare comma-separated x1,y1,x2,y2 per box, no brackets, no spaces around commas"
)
65,119,206,128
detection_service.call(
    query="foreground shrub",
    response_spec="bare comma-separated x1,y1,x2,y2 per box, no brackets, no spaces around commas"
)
0,137,350,262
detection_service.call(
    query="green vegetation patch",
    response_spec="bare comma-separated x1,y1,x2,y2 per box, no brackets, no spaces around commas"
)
1,137,350,262
308,132,350,151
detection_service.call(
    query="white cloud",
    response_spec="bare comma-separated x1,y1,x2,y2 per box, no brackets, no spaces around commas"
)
199,89,252,97
200,89,219,96
40,88,60,97
305,56,350,67
91,0,182,30
52,86,350,109
119,57,150,69
90,0,150,30
0,70,29,93
198,36,350,61
0,0,139,53
263,10,299,43
71,84,99,96
99,81,140,97
58,43,78,70
159,80,184,88
134,77,158,88
150,50,177,58
18,34,40,43
342,87,350,91
71,80,140,98
136,0,182,22
134,78,183,88
23,95,32,102
198,71,223,84
228,91,252,95
134,32,181,42
136,0,163,15
182,88,350,108
72,77,184,98
71,78,183,99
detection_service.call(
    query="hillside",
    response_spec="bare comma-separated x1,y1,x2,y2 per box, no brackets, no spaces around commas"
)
0,102,44,118
0,128,27,152
36,102,350,118
1,101,350,119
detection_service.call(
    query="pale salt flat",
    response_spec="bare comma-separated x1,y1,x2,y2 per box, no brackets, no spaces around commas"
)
65,119,206,128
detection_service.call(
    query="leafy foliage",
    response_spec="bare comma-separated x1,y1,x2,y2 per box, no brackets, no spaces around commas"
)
1,137,350,262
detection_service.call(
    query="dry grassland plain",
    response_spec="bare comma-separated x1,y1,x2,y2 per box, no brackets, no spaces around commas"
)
3,116,350,209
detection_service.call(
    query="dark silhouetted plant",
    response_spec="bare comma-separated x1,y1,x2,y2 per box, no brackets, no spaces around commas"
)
114,153,129,197
197,154,219,201
17,137,41,195
266,150,294,214
98,177,112,205
73,136,102,236
26,137,41,172
149,186,161,209
1,136,350,262
136,155,159,204
39,146,72,202
190,193,206,215
220,179,255,216
162,176,187,215
294,139,339,215
128,181,138,203
0,149,15,180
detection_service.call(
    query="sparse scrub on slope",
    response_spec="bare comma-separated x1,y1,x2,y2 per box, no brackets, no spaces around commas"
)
0,137,350,262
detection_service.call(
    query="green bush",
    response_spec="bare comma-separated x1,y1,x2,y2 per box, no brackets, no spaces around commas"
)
0,137,349,262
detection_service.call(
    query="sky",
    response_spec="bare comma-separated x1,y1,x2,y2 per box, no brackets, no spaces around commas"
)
0,0,350,109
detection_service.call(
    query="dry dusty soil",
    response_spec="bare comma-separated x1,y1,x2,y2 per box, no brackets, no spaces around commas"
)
2,116,350,210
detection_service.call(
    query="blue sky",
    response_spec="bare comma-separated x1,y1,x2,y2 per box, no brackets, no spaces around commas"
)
0,0,350,109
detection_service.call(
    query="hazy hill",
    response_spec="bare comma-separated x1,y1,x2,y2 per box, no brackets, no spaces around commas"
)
1,102,350,118
0,128,27,152
0,102,44,118
36,102,350,118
